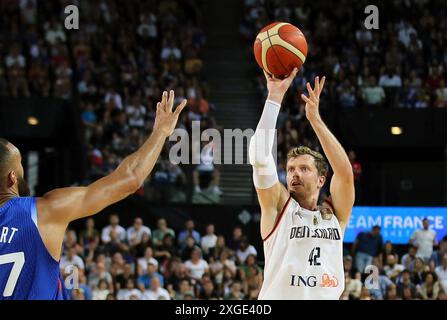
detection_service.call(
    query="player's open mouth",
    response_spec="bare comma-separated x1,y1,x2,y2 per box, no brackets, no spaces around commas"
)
291,181,302,186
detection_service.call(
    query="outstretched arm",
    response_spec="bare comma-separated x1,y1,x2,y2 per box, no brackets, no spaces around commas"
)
249,69,297,239
301,77,355,231
37,91,187,226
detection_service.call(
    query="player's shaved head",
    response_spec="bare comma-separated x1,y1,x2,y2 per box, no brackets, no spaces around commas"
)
0,138,29,196
0,138,18,178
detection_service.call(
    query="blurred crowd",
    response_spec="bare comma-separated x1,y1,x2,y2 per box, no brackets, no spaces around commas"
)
61,215,447,300
241,0,447,199
0,0,222,202
346,218,447,300
62,215,261,300
241,0,447,110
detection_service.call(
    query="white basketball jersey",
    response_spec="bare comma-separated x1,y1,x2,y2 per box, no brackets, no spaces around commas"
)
258,196,345,300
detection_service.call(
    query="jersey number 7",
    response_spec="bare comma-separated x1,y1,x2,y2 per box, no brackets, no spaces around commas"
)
0,252,25,297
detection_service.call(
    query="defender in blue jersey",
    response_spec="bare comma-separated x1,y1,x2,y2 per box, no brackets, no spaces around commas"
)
0,91,187,299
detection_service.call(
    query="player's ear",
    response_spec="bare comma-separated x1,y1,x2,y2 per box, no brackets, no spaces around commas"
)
318,175,326,188
7,170,17,188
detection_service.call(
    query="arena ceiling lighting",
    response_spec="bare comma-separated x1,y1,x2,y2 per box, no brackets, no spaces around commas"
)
390,126,403,135
27,116,39,126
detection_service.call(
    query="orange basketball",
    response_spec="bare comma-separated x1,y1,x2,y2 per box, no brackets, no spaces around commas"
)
253,22,308,78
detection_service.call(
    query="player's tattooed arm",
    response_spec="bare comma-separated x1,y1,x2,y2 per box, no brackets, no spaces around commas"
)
301,77,355,231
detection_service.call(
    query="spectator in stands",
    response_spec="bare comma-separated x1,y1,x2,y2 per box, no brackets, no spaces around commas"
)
337,79,357,108
201,223,218,258
115,263,134,291
127,217,151,247
192,141,222,195
141,277,170,300
185,247,209,282
88,261,114,293
431,236,447,267
210,249,237,286
412,257,428,285
418,271,440,300
343,255,358,278
102,229,129,256
168,262,191,292
117,278,142,300
379,67,402,107
368,258,393,300
434,79,447,108
71,288,86,300
348,150,362,202
402,244,418,270
126,96,147,128
352,225,383,274
361,76,386,107
152,218,176,247
92,279,111,300
180,235,198,261
154,233,177,265
344,271,362,299
60,246,85,276
110,252,126,276
435,252,447,293
101,214,126,243
68,270,92,300
178,219,201,248
381,241,397,265
384,253,405,282
224,281,245,300
137,247,158,276
213,235,228,260
241,254,262,277
5,44,26,69
396,269,417,299
79,218,100,258
385,283,400,300
174,279,194,300
228,226,243,252
410,218,437,262
236,236,257,265
359,286,372,300
197,277,218,300
137,262,164,290
62,229,83,255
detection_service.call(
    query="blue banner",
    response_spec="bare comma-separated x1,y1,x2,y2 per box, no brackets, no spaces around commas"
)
344,207,447,244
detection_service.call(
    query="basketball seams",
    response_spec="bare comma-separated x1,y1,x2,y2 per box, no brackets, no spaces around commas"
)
260,32,305,42
266,28,288,76
270,36,306,64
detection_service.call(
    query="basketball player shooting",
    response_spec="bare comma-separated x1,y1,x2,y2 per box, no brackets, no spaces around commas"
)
249,69,355,299
0,91,186,299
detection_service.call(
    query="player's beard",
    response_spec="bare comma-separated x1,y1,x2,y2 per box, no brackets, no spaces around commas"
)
17,176,31,196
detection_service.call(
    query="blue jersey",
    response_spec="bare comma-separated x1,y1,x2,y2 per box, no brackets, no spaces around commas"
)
0,197,68,300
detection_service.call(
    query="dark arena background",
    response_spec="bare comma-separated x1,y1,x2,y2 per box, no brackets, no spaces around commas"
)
0,0,447,305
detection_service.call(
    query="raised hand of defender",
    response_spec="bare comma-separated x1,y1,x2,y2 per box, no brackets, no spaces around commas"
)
264,68,299,104
153,90,187,137
301,76,325,122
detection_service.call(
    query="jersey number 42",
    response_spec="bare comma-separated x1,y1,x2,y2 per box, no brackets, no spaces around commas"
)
308,247,321,266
